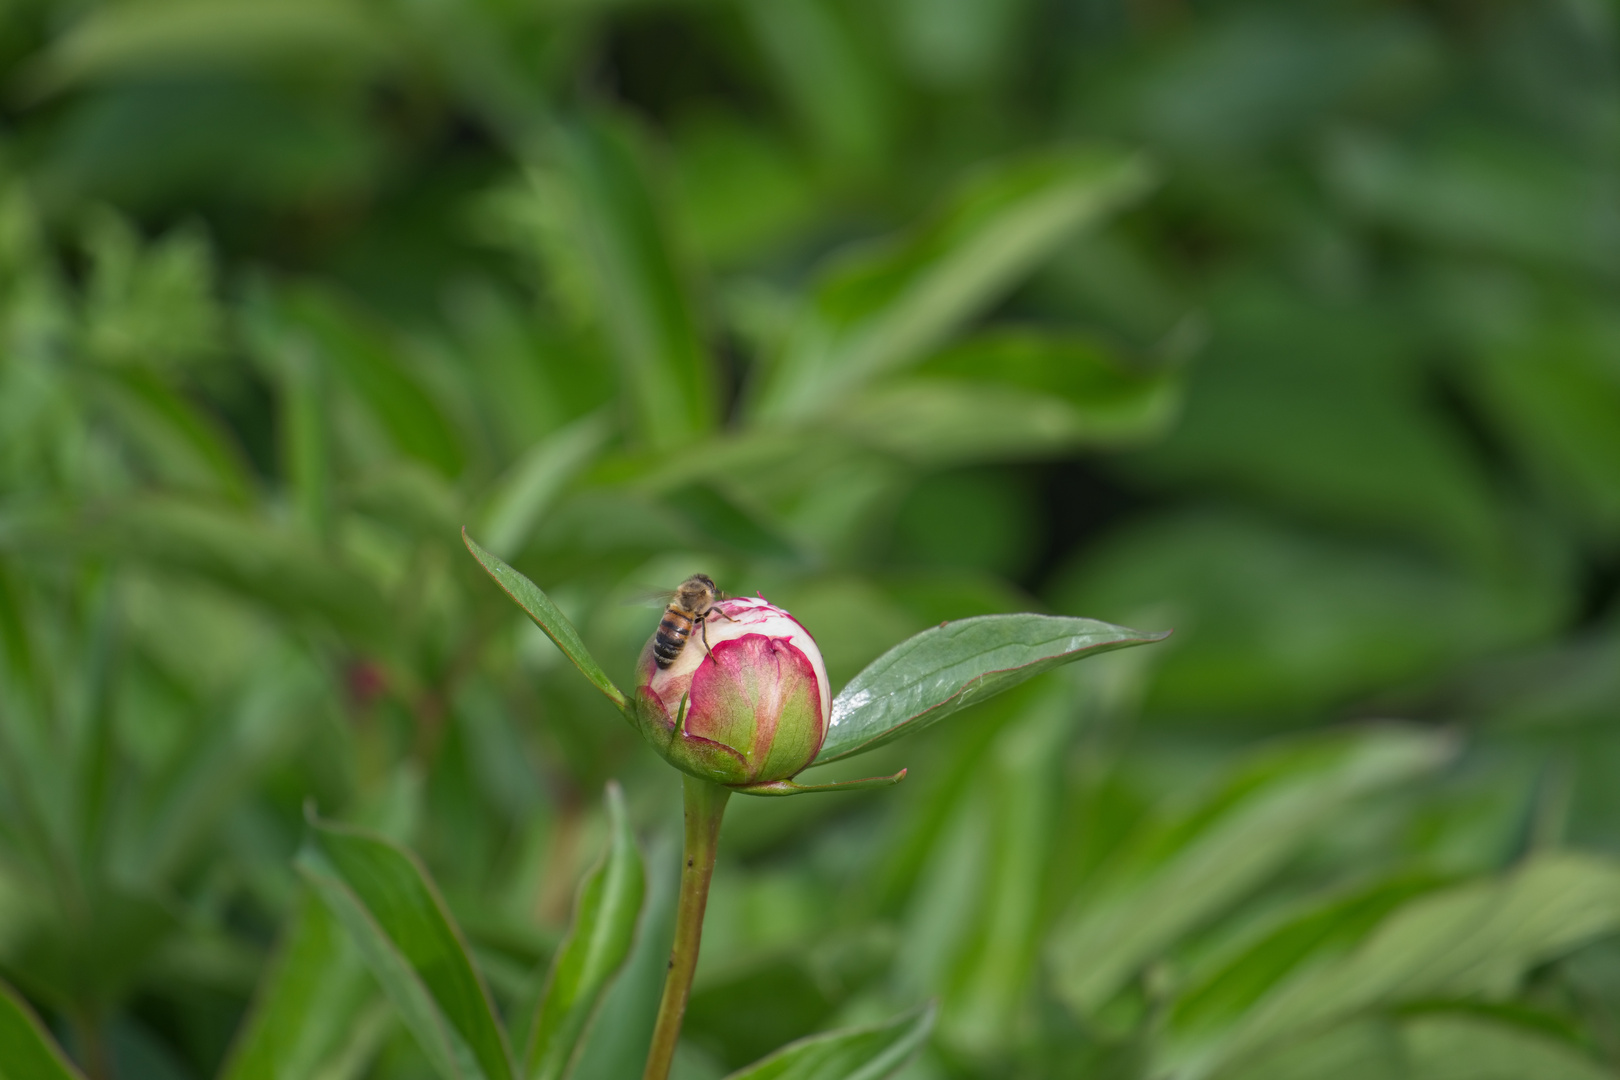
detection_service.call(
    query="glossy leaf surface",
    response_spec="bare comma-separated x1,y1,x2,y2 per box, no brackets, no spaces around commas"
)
525,783,645,1080
722,1002,935,1080
817,614,1167,763
297,815,515,1080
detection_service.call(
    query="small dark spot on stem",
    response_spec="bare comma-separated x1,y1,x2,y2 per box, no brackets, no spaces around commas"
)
687,859,693,867
668,959,674,969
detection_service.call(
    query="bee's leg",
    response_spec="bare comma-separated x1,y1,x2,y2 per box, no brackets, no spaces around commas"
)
700,614,716,662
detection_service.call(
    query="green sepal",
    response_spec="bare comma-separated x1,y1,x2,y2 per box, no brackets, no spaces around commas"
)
731,769,908,797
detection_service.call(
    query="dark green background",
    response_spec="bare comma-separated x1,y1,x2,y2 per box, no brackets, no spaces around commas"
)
1,0,1618,1077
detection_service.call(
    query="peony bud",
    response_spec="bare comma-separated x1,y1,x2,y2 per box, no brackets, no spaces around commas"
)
632,596,831,787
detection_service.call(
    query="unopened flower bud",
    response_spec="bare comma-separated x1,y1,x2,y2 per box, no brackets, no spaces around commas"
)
633,596,831,786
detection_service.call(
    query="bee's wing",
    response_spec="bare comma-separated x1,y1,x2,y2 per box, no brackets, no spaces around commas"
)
619,587,677,608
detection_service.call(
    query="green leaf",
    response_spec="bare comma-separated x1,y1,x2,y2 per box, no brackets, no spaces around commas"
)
1048,509,1564,719
462,530,628,713
721,1002,936,1080
1209,1019,1403,1080
479,412,613,558
524,782,645,1080
218,893,382,1080
830,373,1177,464
855,328,1185,461
557,117,715,450
658,482,803,563
1168,873,1450,1039
23,0,389,96
1401,1013,1612,1080
92,367,254,502
1051,727,1455,1019
296,813,516,1080
116,654,325,887
567,831,682,1078
816,613,1167,764
282,285,466,478
936,685,1074,1055
1176,852,1620,1078
1,499,393,649
754,148,1155,421
739,0,892,169
0,978,85,1080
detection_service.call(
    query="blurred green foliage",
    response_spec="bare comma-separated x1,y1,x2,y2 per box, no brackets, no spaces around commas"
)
1,0,1618,1077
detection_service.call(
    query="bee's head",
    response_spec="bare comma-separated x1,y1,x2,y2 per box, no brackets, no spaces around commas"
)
677,574,719,608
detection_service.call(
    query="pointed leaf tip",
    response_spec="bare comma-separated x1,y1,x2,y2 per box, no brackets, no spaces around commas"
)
462,528,628,713
0,979,87,1080
733,768,907,797
524,780,647,1080
296,813,515,1080
819,614,1167,764
721,1000,935,1079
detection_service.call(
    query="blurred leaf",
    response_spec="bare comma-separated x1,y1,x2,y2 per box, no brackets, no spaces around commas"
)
92,368,253,502
1209,1019,1403,1080
1169,874,1449,1040
26,0,389,93
1324,128,1620,276
720,1001,935,1080
79,210,221,371
297,814,516,1080
1051,727,1455,1018
817,613,1167,764
0,978,85,1080
1466,312,1620,542
256,326,333,539
740,0,893,169
1178,852,1620,1077
1051,510,1567,718
833,328,1187,465
480,412,613,559
1123,290,1506,565
115,653,324,886
1399,1012,1611,1080
834,360,1179,463
917,329,1182,426
659,482,802,564
557,118,715,450
684,956,840,1069
670,113,815,264
524,782,645,1080
283,287,465,477
755,148,1155,420
4,499,393,648
218,894,379,1080
462,530,628,713
569,829,680,1080
936,684,1073,1054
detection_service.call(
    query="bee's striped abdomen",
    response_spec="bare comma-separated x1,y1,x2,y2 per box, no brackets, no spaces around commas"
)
654,607,695,668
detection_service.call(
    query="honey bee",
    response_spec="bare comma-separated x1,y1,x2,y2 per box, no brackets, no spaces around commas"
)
653,574,736,669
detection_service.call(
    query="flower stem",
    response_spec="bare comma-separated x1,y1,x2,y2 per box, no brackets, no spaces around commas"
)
642,774,731,1080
